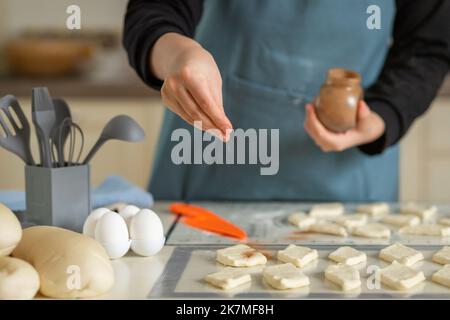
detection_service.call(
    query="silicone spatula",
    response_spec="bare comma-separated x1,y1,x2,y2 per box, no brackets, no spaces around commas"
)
169,203,247,240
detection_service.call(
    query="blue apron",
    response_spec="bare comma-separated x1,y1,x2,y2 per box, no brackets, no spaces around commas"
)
149,0,399,202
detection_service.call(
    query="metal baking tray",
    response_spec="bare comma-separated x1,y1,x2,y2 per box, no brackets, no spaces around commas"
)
149,244,450,299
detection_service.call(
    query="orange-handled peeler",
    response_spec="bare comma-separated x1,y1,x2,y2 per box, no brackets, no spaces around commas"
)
169,202,247,241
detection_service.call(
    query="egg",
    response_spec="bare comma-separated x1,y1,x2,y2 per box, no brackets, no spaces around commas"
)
129,209,165,256
94,211,131,259
119,205,141,228
82,207,111,238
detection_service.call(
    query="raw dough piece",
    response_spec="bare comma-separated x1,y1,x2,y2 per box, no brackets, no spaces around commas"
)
439,218,450,226
277,244,318,268
351,223,391,239
0,256,40,299
204,268,251,290
12,226,114,299
379,261,425,290
432,264,450,288
400,204,437,220
216,244,267,267
0,203,22,257
357,202,389,217
262,263,309,290
309,203,344,218
381,215,420,227
309,221,348,237
329,247,367,266
379,243,424,266
334,214,368,228
324,263,361,291
288,212,316,231
432,246,450,265
399,224,450,237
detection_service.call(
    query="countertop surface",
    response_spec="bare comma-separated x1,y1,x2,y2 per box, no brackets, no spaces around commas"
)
96,201,450,300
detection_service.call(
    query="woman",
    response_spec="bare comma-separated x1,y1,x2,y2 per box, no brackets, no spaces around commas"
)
123,0,450,202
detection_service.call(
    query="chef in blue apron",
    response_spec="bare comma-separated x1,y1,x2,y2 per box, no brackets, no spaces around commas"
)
123,0,450,202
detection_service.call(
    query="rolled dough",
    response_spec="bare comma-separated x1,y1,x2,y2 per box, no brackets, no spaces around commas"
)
204,268,251,290
216,244,267,267
432,246,450,265
334,214,368,228
400,204,437,220
432,264,450,288
277,244,318,268
399,224,450,237
309,203,344,218
309,222,348,237
0,256,40,300
288,212,316,231
438,218,450,226
0,203,22,257
329,246,367,266
263,263,310,290
356,203,389,217
379,243,424,266
324,263,361,291
12,226,114,299
381,215,420,227
351,223,391,239
379,261,425,290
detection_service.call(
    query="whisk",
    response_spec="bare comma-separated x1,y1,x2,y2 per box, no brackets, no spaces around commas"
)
50,117,84,167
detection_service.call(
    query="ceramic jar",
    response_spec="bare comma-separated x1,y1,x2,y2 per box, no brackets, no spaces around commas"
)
314,68,362,132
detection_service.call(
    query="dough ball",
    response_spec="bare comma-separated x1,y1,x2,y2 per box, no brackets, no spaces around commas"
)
12,226,114,299
0,256,39,300
0,203,22,256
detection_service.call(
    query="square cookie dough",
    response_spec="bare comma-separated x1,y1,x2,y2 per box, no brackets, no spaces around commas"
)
334,214,368,228
399,224,450,237
309,203,344,219
357,202,389,217
379,243,424,266
263,263,310,290
204,268,251,290
309,221,348,237
216,244,267,267
329,246,367,266
288,212,316,231
432,246,450,265
324,263,361,291
379,261,425,290
381,215,420,227
278,244,318,268
400,203,437,220
351,223,391,239
432,264,450,288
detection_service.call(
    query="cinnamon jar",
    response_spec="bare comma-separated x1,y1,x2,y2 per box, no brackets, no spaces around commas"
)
314,68,362,132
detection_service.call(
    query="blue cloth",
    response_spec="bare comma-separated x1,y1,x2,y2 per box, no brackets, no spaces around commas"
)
149,0,399,202
0,175,153,212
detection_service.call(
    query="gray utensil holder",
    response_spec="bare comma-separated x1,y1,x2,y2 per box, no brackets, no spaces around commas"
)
25,164,91,232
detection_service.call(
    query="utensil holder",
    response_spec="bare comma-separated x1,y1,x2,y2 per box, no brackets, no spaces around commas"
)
25,164,91,232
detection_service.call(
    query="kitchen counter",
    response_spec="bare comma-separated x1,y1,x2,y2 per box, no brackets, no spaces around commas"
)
95,201,450,300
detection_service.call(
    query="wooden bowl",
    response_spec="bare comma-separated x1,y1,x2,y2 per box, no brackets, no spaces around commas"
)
6,39,94,77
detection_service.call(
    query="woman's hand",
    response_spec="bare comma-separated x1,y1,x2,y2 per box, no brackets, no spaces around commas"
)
304,101,385,152
151,33,232,141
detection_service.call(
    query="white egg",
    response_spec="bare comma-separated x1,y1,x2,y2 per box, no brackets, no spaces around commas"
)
129,209,164,241
94,211,130,259
131,237,165,257
119,205,141,228
82,207,111,238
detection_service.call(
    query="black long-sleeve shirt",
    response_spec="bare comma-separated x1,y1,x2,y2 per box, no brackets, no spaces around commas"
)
123,0,450,155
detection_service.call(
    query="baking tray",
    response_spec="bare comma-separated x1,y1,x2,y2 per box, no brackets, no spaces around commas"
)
149,244,450,299
166,202,450,246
